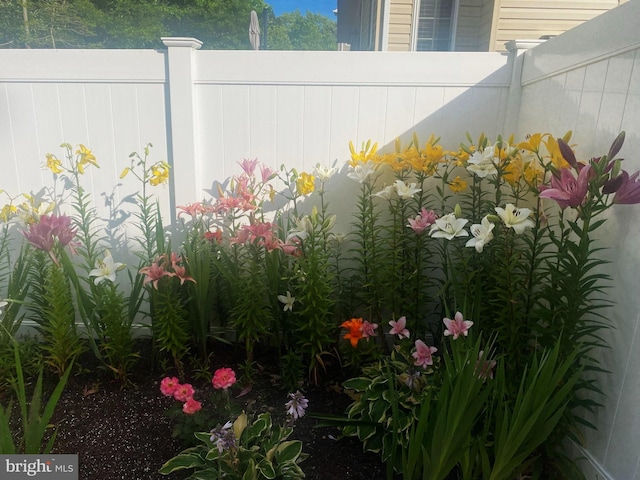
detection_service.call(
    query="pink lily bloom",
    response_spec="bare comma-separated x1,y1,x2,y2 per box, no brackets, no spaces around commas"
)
389,316,410,339
260,164,275,183
443,311,473,340
361,320,378,338
538,164,591,209
23,214,77,253
139,263,175,289
612,170,640,205
412,339,438,368
407,208,438,234
238,158,258,177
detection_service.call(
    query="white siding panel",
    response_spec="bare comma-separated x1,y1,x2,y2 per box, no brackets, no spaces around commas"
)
31,84,65,166
195,85,226,190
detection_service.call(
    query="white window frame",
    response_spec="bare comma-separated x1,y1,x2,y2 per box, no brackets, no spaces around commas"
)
411,0,459,51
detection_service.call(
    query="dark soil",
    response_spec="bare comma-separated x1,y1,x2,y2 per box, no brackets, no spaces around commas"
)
47,339,389,480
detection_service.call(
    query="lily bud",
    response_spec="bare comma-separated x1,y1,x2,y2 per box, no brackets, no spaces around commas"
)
454,204,462,218
608,131,625,160
557,138,577,168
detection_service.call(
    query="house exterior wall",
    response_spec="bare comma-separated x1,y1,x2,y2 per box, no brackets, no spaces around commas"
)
516,2,640,478
491,0,623,51
381,0,623,52
387,0,415,50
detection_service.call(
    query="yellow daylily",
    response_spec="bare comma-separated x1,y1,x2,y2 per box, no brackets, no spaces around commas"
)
0,204,17,223
76,144,99,174
296,172,315,196
44,154,64,174
543,136,571,169
502,157,523,186
149,162,171,186
448,176,468,193
348,140,378,167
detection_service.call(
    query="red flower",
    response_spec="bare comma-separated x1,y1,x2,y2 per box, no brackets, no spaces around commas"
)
212,368,236,390
173,383,195,402
160,376,180,397
182,398,202,414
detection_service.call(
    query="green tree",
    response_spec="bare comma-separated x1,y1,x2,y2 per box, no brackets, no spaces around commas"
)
267,10,336,51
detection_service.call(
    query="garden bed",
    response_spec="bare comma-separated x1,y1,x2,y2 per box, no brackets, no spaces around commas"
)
45,339,387,480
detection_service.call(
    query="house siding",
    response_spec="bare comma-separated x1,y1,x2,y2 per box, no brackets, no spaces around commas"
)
491,0,622,51
388,0,415,51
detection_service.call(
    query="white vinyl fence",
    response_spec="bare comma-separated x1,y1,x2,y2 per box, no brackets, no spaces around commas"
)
1,1,639,478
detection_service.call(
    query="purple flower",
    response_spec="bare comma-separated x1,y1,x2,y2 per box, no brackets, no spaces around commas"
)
209,421,236,453
285,391,309,420
538,165,591,209
612,170,640,205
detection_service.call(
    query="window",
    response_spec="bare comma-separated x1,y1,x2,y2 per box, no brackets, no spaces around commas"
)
415,0,454,51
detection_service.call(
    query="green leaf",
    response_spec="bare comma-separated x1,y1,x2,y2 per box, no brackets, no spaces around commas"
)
275,440,303,463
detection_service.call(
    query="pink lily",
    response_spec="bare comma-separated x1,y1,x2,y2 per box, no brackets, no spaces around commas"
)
443,311,473,340
238,158,258,177
407,208,438,235
412,340,437,368
361,320,378,338
612,170,640,205
389,316,410,339
538,164,591,209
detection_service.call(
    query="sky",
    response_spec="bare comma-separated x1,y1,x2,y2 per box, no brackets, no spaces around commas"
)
266,0,337,19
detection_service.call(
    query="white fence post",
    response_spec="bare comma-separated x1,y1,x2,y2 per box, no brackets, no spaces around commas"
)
503,40,545,134
161,37,202,223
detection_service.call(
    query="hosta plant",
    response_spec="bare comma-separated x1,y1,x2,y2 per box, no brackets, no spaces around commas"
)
159,412,306,479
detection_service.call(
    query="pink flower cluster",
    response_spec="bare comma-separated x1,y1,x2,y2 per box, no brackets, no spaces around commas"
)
139,252,195,289
160,377,202,415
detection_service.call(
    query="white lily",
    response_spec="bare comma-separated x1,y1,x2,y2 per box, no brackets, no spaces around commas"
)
277,291,296,312
372,185,394,200
429,213,469,240
465,216,495,253
466,146,498,178
394,180,421,199
495,203,534,234
286,216,314,241
347,161,376,183
89,250,125,285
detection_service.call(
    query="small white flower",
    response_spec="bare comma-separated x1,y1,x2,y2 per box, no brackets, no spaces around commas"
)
277,291,296,312
429,213,469,240
89,250,125,285
313,163,337,182
347,161,376,183
495,204,534,234
465,216,495,253
394,180,421,199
